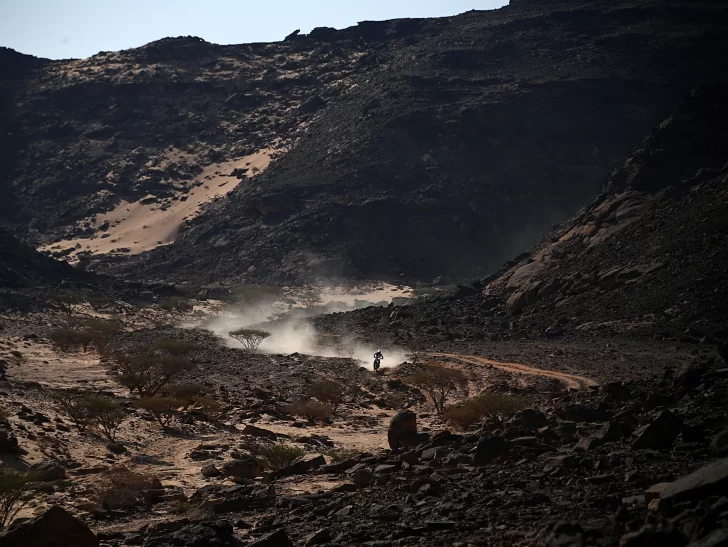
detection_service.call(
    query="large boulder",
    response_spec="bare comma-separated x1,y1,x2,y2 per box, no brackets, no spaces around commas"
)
388,410,428,450
29,461,67,481
143,522,238,547
250,529,294,546
0,506,98,547
267,455,325,481
473,436,512,466
660,457,728,502
632,410,683,450
219,457,260,480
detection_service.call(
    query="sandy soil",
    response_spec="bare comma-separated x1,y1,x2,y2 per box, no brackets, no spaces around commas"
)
39,149,276,261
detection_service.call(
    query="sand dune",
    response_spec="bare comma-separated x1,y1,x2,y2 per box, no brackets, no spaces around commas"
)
41,149,274,260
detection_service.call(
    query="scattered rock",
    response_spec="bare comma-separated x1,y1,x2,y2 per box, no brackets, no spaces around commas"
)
0,506,98,547
632,409,683,450
29,461,66,482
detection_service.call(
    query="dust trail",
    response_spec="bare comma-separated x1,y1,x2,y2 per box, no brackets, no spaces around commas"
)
199,285,411,368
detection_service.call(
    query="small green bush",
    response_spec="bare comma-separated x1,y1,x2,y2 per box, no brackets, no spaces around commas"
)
287,401,332,423
321,448,360,464
309,379,346,412
407,363,468,413
112,353,193,397
133,397,181,428
258,443,305,471
168,383,206,404
444,393,526,430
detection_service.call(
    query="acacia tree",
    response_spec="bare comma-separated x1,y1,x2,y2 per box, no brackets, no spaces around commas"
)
405,337,427,365
407,363,468,413
112,353,193,396
309,379,346,413
298,289,322,308
0,469,30,528
229,328,271,352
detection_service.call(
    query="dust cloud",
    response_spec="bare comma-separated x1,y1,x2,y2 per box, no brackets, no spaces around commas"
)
200,285,411,369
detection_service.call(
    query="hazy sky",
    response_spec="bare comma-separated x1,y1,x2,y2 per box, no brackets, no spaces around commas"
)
1,0,508,60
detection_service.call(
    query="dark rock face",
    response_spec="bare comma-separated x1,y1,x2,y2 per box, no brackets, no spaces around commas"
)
142,522,238,547
4,1,728,285
388,410,427,450
0,505,98,547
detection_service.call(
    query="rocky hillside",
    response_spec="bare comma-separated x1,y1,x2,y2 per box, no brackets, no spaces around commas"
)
315,81,728,343
2,0,728,284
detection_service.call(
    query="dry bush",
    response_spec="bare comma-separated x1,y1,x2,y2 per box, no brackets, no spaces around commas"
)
159,296,193,312
380,392,406,410
82,318,121,353
94,467,162,509
298,289,322,308
287,401,332,423
321,448,360,464
229,328,271,352
47,328,82,353
407,363,468,413
55,292,84,315
190,395,226,424
405,337,427,365
168,383,206,404
258,443,305,471
0,469,30,528
151,339,200,356
309,379,346,412
53,391,95,431
445,393,526,430
112,353,193,397
83,397,126,441
133,397,181,428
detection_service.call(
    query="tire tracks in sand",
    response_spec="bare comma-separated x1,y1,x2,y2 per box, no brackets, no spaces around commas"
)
428,352,599,390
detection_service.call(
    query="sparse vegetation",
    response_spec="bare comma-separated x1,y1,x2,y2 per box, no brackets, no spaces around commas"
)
47,327,82,353
83,397,126,441
0,469,30,528
190,395,226,424
94,467,161,509
407,363,468,413
112,353,193,396
168,383,206,404
229,328,271,352
445,393,526,429
55,291,84,315
82,318,121,352
258,443,306,471
133,397,181,428
159,296,193,312
404,337,427,364
298,289,323,308
287,401,332,423
53,391,95,431
309,379,346,412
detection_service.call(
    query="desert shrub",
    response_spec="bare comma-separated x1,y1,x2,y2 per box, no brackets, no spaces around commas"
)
151,338,200,356
407,363,468,413
445,393,526,430
229,328,271,352
47,328,81,353
82,318,121,352
168,383,206,403
404,337,427,365
133,397,181,428
258,443,305,471
53,391,95,431
297,289,322,308
287,401,332,423
55,292,84,315
190,395,226,423
83,397,126,441
94,467,161,509
308,379,346,412
0,469,30,528
112,353,193,397
321,448,360,464
159,296,193,312
380,392,406,410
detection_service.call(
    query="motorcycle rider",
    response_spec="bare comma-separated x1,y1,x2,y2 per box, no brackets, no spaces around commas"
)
373,350,384,371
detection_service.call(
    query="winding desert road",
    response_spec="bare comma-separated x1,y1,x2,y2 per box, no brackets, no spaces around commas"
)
429,352,599,390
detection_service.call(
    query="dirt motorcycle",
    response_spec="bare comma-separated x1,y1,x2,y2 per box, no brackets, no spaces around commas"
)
373,358,381,372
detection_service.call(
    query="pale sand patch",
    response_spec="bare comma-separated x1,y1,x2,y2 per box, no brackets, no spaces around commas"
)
39,149,275,261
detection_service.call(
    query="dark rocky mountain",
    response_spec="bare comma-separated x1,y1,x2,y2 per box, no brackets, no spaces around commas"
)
1,0,728,285
314,81,728,343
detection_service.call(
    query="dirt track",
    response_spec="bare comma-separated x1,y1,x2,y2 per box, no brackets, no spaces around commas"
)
429,352,599,390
